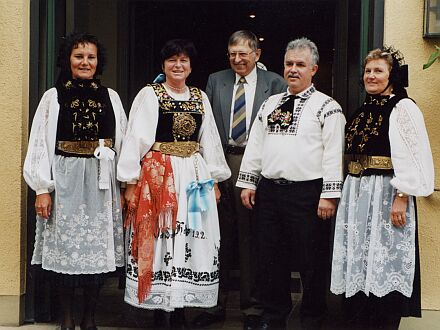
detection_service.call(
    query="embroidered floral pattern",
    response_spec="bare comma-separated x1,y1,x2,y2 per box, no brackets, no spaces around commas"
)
124,284,218,311
345,95,392,153
149,84,204,114
345,112,384,152
59,79,110,141
396,106,427,190
331,175,416,298
366,94,389,106
267,87,316,135
31,157,124,274
150,83,203,142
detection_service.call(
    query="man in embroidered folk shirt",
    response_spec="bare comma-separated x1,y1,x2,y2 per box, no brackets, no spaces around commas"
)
237,38,345,329
192,30,286,330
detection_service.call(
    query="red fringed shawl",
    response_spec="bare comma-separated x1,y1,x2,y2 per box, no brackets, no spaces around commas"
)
124,150,178,303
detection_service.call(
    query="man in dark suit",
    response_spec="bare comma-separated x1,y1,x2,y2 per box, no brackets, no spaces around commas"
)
192,30,286,330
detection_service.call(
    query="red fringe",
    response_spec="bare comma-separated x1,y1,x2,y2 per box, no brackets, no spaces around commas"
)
124,151,178,303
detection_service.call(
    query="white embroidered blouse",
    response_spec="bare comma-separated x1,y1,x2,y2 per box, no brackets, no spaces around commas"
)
236,85,346,199
388,97,434,196
116,85,231,183
23,87,127,194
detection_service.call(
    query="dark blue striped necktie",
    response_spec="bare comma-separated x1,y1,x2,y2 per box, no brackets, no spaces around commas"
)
231,77,246,144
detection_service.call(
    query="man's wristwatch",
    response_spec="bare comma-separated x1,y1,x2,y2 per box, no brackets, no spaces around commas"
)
396,190,409,198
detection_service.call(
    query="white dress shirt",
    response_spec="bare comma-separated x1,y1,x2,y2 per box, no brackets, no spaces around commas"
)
228,66,258,145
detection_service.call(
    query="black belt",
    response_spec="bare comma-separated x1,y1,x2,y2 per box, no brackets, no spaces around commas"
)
225,144,246,155
270,178,296,185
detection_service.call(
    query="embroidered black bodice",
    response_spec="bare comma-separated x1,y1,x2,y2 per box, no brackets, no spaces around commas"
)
55,78,115,157
345,93,407,175
150,83,204,142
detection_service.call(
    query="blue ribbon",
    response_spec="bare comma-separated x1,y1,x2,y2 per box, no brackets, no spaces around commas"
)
186,179,215,231
153,73,166,83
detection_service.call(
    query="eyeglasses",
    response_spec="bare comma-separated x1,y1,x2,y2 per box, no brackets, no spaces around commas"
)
227,51,255,59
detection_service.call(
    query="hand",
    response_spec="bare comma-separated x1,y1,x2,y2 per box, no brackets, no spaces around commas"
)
124,184,138,211
214,183,221,204
240,188,256,210
391,195,408,227
35,193,52,220
317,198,337,220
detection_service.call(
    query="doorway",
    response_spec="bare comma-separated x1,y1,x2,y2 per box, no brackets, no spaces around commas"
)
26,0,372,325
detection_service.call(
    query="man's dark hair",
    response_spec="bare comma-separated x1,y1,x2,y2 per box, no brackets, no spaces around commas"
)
228,30,260,51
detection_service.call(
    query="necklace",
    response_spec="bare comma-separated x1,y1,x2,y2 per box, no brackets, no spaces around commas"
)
164,82,188,93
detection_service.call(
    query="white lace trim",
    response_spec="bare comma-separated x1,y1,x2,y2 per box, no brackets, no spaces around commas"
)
330,175,416,298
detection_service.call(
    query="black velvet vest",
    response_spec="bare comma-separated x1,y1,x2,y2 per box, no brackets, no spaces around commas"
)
55,78,115,157
149,83,204,142
345,94,407,175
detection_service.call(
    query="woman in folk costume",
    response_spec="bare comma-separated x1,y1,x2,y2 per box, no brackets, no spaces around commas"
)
330,47,434,329
117,39,231,327
24,33,127,330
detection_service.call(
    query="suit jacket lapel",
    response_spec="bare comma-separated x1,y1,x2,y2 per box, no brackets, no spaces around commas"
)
251,69,269,128
221,71,235,143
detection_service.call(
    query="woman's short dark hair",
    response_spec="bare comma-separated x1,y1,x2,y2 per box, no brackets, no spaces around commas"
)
56,32,106,78
160,39,197,66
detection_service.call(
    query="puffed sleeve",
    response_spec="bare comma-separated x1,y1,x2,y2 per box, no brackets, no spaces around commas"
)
108,88,127,159
235,100,267,190
117,87,159,183
23,88,58,195
389,98,434,196
198,91,231,182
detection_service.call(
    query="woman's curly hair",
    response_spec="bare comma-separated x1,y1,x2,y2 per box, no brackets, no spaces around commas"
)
56,32,106,78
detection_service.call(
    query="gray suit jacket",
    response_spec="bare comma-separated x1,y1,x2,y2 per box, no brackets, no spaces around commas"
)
206,68,287,146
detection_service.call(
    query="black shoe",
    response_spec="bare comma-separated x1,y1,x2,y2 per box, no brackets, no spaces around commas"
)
192,312,225,328
243,315,261,330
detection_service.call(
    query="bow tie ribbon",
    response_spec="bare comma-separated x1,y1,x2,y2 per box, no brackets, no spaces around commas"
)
94,139,115,190
186,179,215,231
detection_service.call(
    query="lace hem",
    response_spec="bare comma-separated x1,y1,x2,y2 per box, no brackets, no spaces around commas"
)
331,279,413,298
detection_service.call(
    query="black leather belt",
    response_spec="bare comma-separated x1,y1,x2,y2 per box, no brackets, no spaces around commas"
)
225,144,246,155
271,178,296,185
